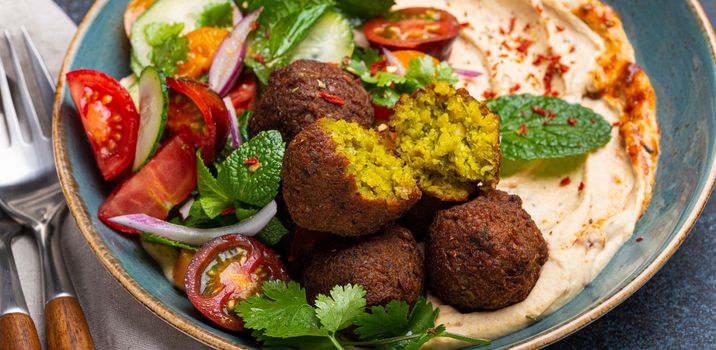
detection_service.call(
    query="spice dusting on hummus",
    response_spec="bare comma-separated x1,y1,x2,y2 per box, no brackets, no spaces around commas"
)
390,0,659,345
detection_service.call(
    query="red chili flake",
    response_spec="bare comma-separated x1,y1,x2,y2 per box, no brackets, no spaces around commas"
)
516,123,528,136
560,63,571,74
461,22,471,29
509,17,517,33
499,27,507,35
548,110,556,119
524,23,532,31
220,207,236,216
560,177,572,187
533,54,547,66
635,236,644,242
531,106,546,116
510,83,521,94
501,41,512,51
578,182,585,191
555,24,565,32
543,120,549,126
521,111,526,117
550,90,560,97
254,53,266,64
483,90,497,99
369,58,387,75
342,57,351,65
243,158,259,166
516,38,533,54
319,92,345,106
342,75,354,84
612,121,621,127
590,118,596,124
567,117,577,126
535,4,544,13
251,21,259,31
569,45,576,54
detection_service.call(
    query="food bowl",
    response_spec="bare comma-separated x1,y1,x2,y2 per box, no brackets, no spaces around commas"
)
53,0,716,348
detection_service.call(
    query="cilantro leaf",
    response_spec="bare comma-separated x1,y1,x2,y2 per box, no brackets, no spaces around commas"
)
488,94,612,160
196,1,233,28
335,0,394,20
144,22,188,76
253,331,336,350
315,285,367,332
217,130,285,207
353,300,410,339
235,205,259,220
139,233,198,251
235,281,328,338
255,217,289,246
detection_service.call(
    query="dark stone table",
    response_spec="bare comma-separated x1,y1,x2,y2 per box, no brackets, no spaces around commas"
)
52,1,716,348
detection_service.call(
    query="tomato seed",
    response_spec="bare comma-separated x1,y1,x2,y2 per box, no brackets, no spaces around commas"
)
113,133,122,141
102,95,113,104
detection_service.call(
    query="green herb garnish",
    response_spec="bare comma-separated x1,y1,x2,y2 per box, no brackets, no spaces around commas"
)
139,232,198,251
235,281,490,349
255,217,289,246
346,48,459,108
488,94,612,160
144,22,188,76
334,0,395,21
196,1,233,28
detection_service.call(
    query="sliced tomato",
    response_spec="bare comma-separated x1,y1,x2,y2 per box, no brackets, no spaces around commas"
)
227,73,258,114
98,135,197,233
166,77,229,163
185,234,289,331
364,7,460,60
67,69,140,181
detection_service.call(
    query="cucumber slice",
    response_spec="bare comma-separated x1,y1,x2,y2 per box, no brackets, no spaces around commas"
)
133,67,168,172
119,74,139,110
290,11,354,63
130,0,234,75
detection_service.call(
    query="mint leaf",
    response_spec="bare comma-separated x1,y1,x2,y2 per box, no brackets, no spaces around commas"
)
217,130,285,207
255,217,289,245
235,281,328,338
488,94,612,160
144,23,188,76
315,285,367,332
197,1,233,28
196,152,232,218
335,0,394,20
139,233,198,251
235,206,259,220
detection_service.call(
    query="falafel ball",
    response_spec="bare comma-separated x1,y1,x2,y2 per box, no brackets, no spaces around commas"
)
426,189,548,311
301,226,424,306
250,60,374,141
391,82,501,202
283,118,421,236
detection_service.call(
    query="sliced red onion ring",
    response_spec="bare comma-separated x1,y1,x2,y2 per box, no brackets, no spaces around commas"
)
109,201,277,246
178,197,195,220
209,8,263,97
454,68,482,78
223,96,242,149
231,2,242,26
381,47,406,76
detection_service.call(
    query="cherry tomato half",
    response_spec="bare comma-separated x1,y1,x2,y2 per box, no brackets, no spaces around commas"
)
98,135,197,233
185,234,289,331
67,69,140,181
166,78,229,163
227,73,258,114
364,7,460,60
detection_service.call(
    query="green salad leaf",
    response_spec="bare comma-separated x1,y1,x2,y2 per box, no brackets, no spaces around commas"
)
488,94,613,161
139,232,198,251
196,1,233,28
235,281,490,350
143,22,188,77
254,217,289,246
346,48,459,108
334,0,395,20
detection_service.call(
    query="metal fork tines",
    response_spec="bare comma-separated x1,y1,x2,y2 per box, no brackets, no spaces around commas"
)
0,28,95,349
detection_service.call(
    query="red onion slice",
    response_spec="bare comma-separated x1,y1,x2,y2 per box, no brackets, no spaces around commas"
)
209,8,263,97
223,96,242,149
109,200,277,246
381,47,406,76
454,68,482,78
178,197,195,220
231,2,242,26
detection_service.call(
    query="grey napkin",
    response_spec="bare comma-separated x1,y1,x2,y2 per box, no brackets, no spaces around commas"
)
3,0,209,348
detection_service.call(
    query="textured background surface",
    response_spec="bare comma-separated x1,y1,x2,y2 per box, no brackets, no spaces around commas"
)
50,0,716,349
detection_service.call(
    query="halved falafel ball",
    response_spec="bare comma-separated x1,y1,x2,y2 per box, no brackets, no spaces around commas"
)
391,82,501,202
426,189,548,311
283,118,421,236
301,226,424,307
250,60,374,141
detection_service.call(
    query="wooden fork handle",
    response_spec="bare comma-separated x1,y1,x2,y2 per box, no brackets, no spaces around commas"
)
45,296,95,350
0,312,41,350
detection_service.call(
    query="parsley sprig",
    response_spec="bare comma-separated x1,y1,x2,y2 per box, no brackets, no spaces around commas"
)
345,48,459,108
235,281,490,350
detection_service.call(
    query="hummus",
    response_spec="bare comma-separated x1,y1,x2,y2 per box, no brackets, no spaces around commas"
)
394,0,660,346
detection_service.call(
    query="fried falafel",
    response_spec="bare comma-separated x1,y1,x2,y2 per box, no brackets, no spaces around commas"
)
282,119,421,236
250,60,374,141
301,226,424,307
426,189,548,311
391,82,501,202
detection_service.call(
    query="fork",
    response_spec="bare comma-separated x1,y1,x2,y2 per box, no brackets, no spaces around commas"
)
0,210,41,350
0,28,95,350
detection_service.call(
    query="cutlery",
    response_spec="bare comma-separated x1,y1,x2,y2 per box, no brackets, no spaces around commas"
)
0,211,41,350
0,28,94,350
